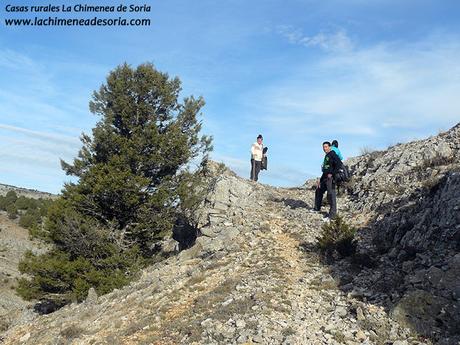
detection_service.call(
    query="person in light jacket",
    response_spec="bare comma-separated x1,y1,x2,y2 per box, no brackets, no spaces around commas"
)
250,134,263,181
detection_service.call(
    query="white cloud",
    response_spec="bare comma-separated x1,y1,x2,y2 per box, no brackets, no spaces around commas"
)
0,49,35,70
0,124,81,182
277,26,353,52
248,31,460,139
0,123,79,146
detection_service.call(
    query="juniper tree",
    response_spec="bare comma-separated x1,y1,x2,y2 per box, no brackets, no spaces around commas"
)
17,63,212,302
61,62,211,253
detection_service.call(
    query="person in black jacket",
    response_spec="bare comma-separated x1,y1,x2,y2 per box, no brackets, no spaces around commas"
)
314,141,341,219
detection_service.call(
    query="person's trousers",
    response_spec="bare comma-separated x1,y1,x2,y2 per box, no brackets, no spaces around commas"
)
250,159,262,181
314,176,337,218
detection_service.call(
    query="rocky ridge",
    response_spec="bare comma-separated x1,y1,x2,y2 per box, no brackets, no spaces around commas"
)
0,184,55,199
1,123,460,344
330,124,460,343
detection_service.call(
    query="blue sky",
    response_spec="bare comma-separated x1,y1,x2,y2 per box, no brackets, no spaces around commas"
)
1,0,459,193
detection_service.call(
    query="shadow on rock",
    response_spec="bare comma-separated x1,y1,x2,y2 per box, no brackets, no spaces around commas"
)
272,197,311,210
173,215,199,251
321,172,460,344
34,299,67,315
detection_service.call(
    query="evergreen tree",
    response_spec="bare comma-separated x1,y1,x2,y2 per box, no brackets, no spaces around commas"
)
60,62,211,253
18,63,212,303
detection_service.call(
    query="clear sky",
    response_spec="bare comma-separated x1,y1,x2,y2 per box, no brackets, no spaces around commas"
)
1,0,459,193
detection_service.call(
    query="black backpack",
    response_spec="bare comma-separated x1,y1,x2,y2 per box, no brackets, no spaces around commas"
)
335,162,351,183
261,147,268,170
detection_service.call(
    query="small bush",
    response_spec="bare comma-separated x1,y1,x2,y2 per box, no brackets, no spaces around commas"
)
15,196,38,210
19,209,42,229
5,191,17,204
380,181,405,196
421,153,455,169
317,216,356,257
17,247,143,303
38,199,54,217
5,204,18,220
13,198,54,239
0,196,8,211
359,146,375,155
60,324,84,340
0,192,21,211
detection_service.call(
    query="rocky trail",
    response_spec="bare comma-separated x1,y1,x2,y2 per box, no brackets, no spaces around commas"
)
1,181,427,345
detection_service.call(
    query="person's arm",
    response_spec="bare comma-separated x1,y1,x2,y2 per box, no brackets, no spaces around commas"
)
327,151,339,178
250,143,256,158
331,151,341,176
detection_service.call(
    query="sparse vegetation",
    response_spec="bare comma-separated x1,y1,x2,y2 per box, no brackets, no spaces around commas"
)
0,190,54,237
15,196,38,210
60,324,84,340
332,330,346,343
282,326,296,337
359,146,375,155
18,208,42,229
0,317,10,333
187,272,206,286
421,176,443,192
340,177,356,194
379,181,405,196
317,216,356,257
421,153,455,169
5,204,17,220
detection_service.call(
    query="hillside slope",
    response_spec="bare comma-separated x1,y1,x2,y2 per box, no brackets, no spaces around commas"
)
2,123,459,345
0,184,55,200
0,213,48,333
0,184,53,333
333,124,460,343
1,180,420,344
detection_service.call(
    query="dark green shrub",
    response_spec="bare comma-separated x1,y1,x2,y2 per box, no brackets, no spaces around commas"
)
317,216,356,257
19,209,42,229
6,204,18,219
38,199,54,217
17,247,142,302
5,190,17,204
0,192,21,211
15,198,54,240
15,196,38,210
0,196,8,211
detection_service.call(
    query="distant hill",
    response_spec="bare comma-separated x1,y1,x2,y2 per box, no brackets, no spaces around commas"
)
0,184,56,199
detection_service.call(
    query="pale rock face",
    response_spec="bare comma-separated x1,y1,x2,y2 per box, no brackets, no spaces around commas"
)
2,123,460,345
194,163,255,228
